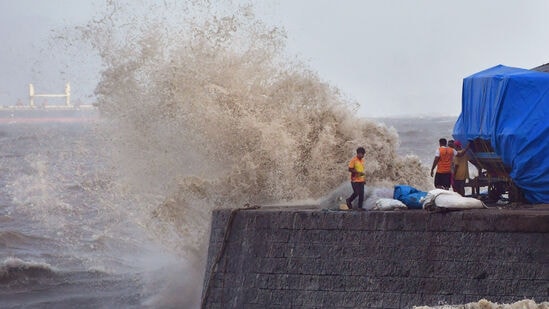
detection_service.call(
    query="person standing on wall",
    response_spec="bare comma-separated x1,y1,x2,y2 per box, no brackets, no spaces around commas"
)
448,139,456,190
346,147,366,210
430,138,457,190
452,140,470,196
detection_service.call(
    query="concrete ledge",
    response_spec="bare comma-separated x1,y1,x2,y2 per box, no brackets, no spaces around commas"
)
202,206,549,308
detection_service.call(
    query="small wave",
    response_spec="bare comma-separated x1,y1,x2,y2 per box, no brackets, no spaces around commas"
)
0,231,46,248
0,257,57,284
14,135,40,142
0,215,14,224
0,153,24,159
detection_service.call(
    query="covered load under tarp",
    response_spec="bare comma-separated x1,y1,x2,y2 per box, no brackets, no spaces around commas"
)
453,64,549,203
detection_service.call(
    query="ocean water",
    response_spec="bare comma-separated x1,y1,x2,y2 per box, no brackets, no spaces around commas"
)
1,2,545,308
1,119,544,309
0,122,200,308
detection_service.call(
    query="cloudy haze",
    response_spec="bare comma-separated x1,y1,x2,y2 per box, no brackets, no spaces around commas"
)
1,0,549,117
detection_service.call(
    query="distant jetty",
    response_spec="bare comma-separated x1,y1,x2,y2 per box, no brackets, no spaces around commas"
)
0,82,98,123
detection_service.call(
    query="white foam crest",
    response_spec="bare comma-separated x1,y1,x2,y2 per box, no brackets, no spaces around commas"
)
0,257,57,275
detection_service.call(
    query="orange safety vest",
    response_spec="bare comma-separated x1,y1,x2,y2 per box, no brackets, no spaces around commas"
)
437,147,454,174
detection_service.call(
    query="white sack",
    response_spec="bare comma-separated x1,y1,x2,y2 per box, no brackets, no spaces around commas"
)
423,189,486,211
373,198,408,211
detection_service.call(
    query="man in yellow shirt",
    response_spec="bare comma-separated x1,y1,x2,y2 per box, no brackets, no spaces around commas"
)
452,140,470,196
346,147,366,210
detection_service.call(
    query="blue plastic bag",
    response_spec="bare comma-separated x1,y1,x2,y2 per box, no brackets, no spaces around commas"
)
393,185,427,209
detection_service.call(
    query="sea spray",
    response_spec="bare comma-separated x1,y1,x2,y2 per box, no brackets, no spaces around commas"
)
71,0,431,305
83,0,428,236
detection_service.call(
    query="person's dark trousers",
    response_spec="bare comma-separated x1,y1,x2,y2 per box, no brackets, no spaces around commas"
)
346,181,365,209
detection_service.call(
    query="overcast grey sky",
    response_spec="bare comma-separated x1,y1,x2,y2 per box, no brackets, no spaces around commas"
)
2,0,549,117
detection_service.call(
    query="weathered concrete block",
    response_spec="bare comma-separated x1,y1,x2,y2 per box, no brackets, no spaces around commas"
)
202,206,549,308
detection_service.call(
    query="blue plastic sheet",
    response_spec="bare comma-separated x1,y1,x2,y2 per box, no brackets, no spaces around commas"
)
393,185,427,209
453,65,549,203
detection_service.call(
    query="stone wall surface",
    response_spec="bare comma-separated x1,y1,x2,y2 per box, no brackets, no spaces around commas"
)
201,206,549,308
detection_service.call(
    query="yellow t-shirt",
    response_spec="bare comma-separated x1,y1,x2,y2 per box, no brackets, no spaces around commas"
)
453,154,469,180
349,156,365,182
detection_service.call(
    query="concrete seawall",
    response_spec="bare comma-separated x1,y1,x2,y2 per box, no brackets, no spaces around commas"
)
201,205,549,308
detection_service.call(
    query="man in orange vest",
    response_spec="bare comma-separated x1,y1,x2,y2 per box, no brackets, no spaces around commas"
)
346,147,366,210
430,138,457,190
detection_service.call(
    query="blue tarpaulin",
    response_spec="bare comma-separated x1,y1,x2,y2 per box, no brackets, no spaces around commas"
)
453,64,549,203
393,185,427,209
